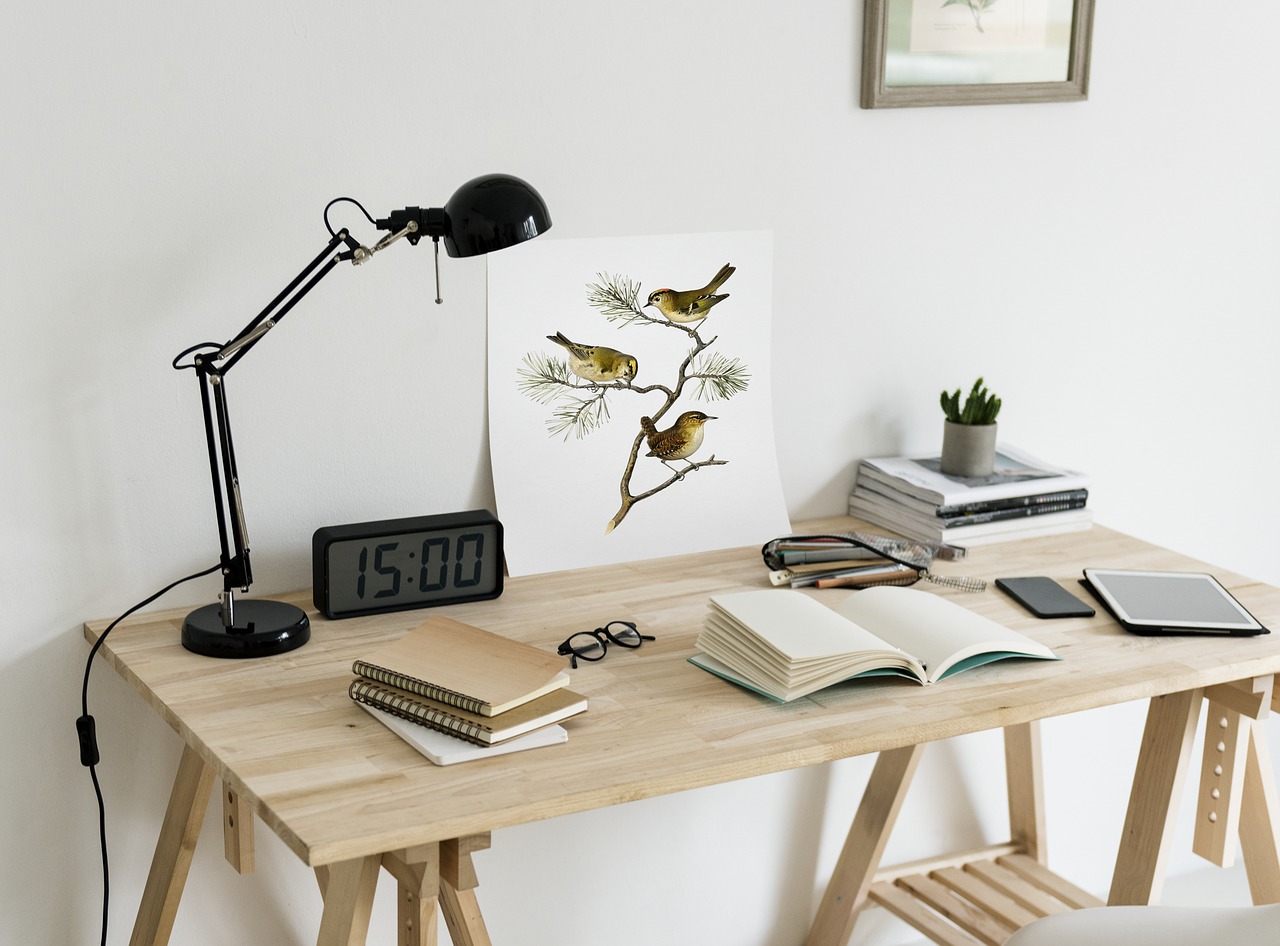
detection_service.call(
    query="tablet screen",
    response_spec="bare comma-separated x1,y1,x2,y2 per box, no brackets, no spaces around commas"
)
1083,569,1262,631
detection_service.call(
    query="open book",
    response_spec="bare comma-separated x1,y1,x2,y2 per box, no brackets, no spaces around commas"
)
690,585,1058,702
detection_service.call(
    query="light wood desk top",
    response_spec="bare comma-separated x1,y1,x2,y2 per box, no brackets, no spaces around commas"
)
85,517,1280,875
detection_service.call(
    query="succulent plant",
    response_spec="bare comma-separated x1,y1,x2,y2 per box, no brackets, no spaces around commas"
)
940,377,1001,425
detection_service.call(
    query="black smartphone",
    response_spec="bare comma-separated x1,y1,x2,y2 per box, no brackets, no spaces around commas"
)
996,576,1096,619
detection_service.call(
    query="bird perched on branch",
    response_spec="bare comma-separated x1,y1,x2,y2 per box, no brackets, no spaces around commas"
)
640,411,717,477
546,331,638,384
645,263,735,324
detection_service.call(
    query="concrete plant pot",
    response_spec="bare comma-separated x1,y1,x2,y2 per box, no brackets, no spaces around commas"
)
940,421,997,477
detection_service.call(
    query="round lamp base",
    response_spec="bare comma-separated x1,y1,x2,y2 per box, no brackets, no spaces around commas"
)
182,599,311,659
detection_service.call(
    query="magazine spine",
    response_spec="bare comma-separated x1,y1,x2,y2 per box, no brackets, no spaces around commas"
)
937,489,1089,517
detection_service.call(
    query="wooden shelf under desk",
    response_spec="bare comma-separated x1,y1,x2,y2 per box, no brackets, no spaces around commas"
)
869,850,1104,946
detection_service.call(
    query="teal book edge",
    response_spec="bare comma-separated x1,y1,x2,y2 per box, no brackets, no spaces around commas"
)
687,653,919,702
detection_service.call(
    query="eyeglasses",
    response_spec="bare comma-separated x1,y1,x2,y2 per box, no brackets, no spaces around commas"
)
557,621,655,669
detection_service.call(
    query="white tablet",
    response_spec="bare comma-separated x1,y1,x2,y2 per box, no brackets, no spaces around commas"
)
1082,568,1266,636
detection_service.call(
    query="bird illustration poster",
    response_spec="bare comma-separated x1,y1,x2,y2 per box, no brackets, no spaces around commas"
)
487,230,789,577
910,1,1052,54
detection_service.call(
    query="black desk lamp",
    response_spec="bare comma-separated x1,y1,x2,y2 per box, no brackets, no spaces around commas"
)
173,174,551,658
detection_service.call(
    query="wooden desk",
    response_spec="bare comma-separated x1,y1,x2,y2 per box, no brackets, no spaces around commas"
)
85,518,1280,946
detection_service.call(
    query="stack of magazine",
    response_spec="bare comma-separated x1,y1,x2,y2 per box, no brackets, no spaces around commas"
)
848,444,1092,547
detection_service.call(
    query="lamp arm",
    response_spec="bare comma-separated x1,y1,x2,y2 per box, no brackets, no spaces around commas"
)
164,177,548,655
182,228,358,626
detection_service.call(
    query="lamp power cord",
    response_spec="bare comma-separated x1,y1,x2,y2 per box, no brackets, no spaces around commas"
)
77,562,221,946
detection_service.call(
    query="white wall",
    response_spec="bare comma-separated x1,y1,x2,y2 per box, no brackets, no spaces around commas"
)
4,3,1278,944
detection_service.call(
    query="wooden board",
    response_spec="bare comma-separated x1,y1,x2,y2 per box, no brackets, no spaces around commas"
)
85,518,1280,868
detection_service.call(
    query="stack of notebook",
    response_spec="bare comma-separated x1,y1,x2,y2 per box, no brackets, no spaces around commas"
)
349,615,585,765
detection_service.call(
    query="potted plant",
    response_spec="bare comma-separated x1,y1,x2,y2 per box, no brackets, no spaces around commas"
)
939,377,1001,477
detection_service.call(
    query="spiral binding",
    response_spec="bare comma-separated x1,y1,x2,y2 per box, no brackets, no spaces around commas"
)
349,679,490,746
351,660,486,715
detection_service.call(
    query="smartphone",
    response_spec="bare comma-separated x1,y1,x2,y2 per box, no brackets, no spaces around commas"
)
996,576,1096,619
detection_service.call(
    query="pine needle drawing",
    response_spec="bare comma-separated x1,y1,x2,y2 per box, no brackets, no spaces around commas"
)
517,263,750,533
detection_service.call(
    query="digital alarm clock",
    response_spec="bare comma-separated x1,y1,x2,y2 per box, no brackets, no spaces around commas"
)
312,509,504,619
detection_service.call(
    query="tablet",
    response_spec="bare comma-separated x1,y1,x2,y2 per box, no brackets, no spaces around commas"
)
1081,568,1267,636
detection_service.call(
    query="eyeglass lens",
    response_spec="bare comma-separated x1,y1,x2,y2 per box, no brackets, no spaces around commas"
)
564,632,607,662
601,621,644,647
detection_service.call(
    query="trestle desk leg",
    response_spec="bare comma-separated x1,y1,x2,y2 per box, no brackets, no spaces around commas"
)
1239,718,1280,903
316,854,380,946
440,834,494,946
1004,721,1047,866
382,844,442,946
805,743,925,946
130,743,216,946
1108,688,1203,906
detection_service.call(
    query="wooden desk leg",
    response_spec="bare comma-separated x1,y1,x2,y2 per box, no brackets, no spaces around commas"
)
804,743,925,946
382,844,442,946
316,855,380,946
1004,721,1047,866
440,835,494,946
1239,719,1280,903
130,744,216,946
1108,688,1203,906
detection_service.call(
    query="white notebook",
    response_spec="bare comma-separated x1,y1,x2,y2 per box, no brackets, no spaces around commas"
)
359,702,568,765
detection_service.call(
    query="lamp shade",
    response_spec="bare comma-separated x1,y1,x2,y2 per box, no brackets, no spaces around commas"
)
443,173,552,258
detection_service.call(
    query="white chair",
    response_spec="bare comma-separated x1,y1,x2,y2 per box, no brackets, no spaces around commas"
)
1004,903,1280,946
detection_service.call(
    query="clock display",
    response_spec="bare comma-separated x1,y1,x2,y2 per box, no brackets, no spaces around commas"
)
312,510,504,619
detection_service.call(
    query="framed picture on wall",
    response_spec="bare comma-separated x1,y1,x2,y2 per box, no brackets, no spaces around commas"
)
862,0,1095,108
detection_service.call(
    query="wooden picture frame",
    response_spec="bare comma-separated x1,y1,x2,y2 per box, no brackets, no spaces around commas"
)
862,0,1095,108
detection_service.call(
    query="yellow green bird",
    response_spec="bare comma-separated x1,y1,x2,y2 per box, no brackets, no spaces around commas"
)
546,332,638,384
640,411,717,477
645,263,735,324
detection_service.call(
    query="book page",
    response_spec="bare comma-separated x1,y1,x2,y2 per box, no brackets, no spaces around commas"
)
833,586,1056,683
709,590,901,660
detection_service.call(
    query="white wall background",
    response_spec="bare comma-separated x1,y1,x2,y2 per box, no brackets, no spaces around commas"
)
3,3,1278,945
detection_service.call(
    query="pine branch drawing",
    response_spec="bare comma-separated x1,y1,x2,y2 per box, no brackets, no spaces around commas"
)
943,0,998,33
517,264,750,533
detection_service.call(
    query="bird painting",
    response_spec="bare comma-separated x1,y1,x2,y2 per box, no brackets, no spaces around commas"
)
645,263,734,324
640,411,717,477
519,260,748,533
546,331,638,384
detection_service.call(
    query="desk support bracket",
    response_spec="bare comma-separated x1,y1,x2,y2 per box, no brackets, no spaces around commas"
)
222,781,255,874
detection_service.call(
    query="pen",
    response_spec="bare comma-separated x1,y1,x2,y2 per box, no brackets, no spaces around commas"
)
782,565,882,588
785,562,911,588
813,563,917,589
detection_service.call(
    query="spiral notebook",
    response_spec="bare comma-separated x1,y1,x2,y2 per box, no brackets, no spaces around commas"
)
352,615,569,716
